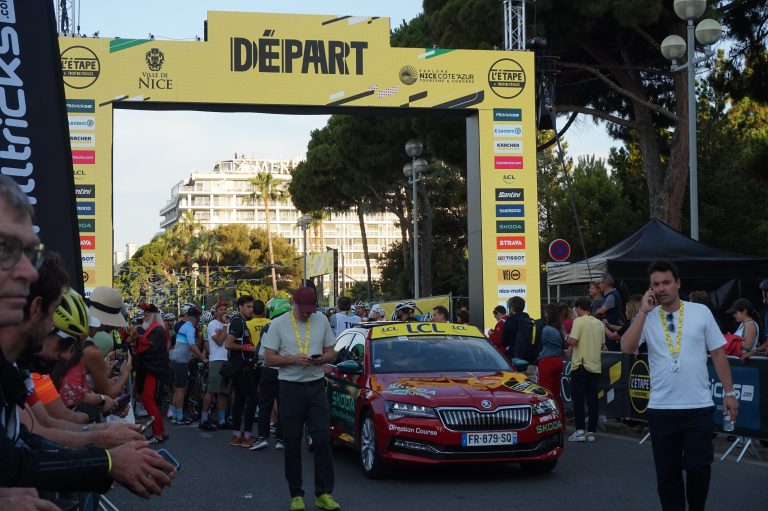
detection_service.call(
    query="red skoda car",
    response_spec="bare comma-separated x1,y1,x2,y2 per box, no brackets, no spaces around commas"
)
325,322,563,478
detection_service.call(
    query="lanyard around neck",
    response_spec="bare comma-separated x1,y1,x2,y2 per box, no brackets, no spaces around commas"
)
659,301,684,356
290,312,311,354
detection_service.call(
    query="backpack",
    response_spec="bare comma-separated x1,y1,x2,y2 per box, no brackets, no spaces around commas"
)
515,316,545,364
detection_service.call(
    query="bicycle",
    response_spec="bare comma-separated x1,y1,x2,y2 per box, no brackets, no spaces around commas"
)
184,360,208,421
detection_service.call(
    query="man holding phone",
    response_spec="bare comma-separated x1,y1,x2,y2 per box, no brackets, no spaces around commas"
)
621,259,738,511
263,287,340,511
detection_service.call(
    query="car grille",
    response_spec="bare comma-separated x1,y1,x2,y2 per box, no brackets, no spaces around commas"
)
437,406,531,431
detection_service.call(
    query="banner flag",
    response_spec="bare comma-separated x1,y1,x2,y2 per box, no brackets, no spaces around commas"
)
1,1,82,291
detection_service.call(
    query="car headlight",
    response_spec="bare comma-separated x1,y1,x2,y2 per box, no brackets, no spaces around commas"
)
531,398,559,416
385,401,438,420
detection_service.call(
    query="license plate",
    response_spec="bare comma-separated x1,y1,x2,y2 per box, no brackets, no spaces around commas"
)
462,431,517,446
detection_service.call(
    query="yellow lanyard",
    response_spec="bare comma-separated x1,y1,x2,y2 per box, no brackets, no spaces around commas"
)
290,312,311,354
659,301,684,358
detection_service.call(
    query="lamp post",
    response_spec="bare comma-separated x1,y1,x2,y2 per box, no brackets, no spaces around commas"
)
191,262,200,303
297,214,313,287
660,0,721,241
404,139,429,299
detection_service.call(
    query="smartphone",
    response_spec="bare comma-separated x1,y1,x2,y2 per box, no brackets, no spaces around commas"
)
157,448,181,473
114,393,131,409
139,416,155,434
310,354,322,359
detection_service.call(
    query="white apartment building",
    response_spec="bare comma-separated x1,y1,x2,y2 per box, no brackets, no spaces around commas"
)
159,156,402,290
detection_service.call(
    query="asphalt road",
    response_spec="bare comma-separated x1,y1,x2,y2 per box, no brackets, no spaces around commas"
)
105,420,766,511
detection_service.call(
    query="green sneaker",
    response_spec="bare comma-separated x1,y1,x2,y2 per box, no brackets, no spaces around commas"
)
289,496,305,511
314,493,341,510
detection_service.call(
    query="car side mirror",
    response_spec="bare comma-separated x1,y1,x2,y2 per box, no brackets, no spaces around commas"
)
511,358,529,373
337,359,363,375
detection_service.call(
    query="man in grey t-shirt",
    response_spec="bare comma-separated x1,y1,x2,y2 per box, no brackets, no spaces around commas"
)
263,287,340,511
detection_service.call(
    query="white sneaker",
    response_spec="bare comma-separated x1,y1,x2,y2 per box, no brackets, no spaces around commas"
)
249,438,269,451
568,429,586,442
275,440,284,450
586,432,596,442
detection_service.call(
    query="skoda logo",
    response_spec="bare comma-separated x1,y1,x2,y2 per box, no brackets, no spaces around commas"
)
481,400,492,409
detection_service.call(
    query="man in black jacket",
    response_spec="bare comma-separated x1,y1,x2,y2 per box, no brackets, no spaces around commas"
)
0,176,174,500
501,296,529,360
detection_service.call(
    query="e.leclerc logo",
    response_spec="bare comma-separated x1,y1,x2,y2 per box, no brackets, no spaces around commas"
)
61,46,101,89
488,59,526,99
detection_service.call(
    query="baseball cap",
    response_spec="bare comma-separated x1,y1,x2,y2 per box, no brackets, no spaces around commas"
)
138,302,160,313
726,298,752,314
292,287,317,314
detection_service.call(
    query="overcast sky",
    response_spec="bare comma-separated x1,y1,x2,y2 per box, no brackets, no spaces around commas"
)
68,0,613,250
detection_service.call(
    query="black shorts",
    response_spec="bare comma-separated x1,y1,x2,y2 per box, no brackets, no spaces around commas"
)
172,361,189,389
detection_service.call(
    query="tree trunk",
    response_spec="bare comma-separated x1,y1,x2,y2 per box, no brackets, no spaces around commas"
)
356,205,373,301
417,180,433,296
263,198,278,295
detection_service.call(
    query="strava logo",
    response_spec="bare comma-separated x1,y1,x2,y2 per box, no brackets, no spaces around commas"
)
80,236,96,249
496,236,525,249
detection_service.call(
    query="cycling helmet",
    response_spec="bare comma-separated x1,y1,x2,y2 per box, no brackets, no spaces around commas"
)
200,311,214,324
131,311,144,324
353,301,368,310
163,312,176,322
420,312,433,322
390,311,399,321
369,304,385,318
267,298,292,319
395,301,416,313
180,302,196,314
54,288,90,338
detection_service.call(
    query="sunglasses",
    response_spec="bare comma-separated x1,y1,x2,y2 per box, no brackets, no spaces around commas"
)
0,236,45,271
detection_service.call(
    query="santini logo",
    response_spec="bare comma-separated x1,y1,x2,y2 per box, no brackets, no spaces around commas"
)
495,188,524,201
74,185,95,198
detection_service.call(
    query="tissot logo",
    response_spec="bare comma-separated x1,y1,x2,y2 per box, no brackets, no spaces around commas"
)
497,252,526,265
498,284,527,298
496,236,525,249
496,205,524,217
494,139,523,154
493,108,522,122
76,202,95,216
80,236,96,249
496,221,525,233
494,156,523,170
495,188,524,201
230,35,368,75
74,185,95,198
81,254,96,267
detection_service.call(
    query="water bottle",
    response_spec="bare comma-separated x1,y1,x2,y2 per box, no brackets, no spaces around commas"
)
723,412,735,432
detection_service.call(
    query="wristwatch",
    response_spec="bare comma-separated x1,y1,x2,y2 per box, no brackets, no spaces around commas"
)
724,390,737,398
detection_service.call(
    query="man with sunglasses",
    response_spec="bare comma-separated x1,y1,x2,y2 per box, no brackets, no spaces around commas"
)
0,177,175,500
622,259,738,511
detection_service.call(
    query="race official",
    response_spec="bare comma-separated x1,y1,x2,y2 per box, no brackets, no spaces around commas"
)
263,287,340,511
622,259,738,511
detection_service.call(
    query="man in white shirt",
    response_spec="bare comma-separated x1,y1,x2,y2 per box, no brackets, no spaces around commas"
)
200,301,229,431
622,259,738,511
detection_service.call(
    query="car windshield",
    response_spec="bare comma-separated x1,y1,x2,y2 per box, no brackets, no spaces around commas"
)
370,336,511,373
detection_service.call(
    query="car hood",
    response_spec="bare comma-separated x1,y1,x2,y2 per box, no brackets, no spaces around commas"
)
370,371,550,406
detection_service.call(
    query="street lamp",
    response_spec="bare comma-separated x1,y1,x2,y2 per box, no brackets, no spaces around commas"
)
660,0,721,240
190,262,200,303
297,214,313,287
404,139,429,299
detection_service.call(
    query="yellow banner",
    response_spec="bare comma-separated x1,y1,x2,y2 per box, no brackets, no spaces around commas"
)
59,11,538,331
306,251,334,277
370,322,484,339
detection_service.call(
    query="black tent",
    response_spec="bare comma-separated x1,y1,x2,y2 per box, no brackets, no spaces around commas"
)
546,219,768,311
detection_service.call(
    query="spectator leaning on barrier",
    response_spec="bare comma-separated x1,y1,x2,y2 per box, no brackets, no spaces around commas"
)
0,176,174,499
566,296,605,442
621,259,738,511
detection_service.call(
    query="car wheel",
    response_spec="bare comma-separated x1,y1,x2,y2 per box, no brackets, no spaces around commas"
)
519,459,558,474
359,412,386,479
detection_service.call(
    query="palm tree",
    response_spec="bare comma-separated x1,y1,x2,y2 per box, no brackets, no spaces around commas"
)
188,233,223,303
250,172,286,295
309,209,329,253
